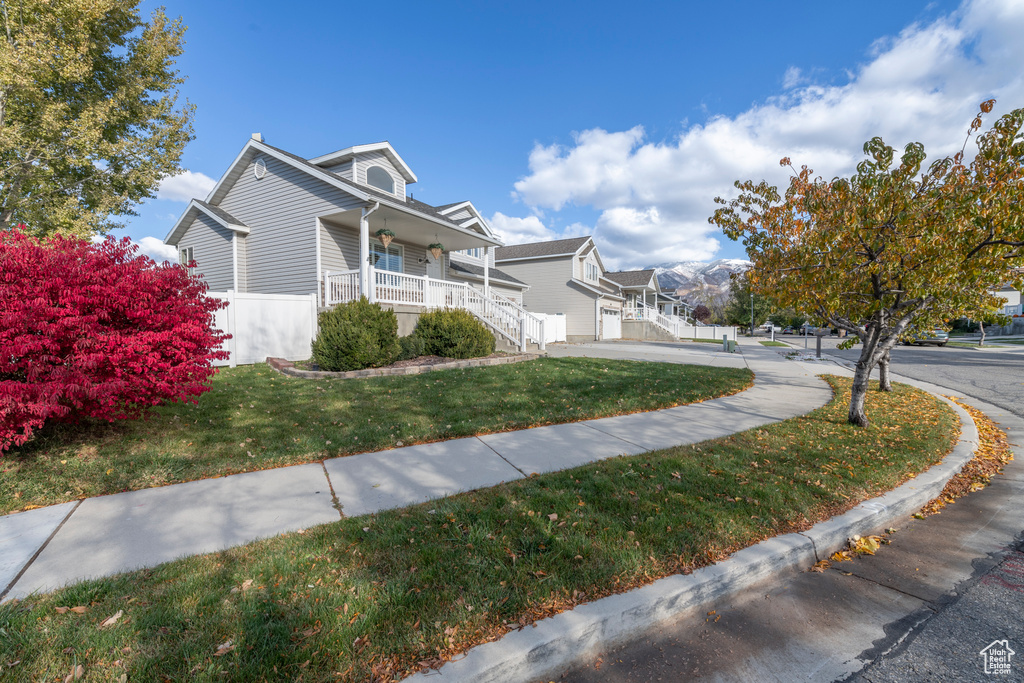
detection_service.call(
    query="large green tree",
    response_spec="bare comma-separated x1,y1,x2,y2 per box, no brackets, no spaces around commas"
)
0,0,194,237
723,272,774,332
711,101,1024,426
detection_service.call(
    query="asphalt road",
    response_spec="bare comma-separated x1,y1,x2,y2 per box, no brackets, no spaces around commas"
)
552,338,1024,683
809,336,1024,418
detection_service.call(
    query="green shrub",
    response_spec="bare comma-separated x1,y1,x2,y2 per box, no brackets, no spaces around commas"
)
397,334,426,361
415,308,496,359
311,297,400,371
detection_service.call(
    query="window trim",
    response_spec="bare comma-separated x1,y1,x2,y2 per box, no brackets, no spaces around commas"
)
179,246,195,274
365,165,396,194
370,239,404,273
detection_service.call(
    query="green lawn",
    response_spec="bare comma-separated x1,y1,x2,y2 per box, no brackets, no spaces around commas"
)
759,340,789,347
0,376,959,682
1,358,752,514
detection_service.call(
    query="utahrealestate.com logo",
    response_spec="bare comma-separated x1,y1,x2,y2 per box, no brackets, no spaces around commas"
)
980,640,1015,675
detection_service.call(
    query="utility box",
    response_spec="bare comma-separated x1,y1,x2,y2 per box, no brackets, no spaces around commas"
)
722,336,737,353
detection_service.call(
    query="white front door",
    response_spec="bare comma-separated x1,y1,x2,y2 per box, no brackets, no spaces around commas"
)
426,254,443,280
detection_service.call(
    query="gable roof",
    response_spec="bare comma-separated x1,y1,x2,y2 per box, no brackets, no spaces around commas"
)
253,143,497,240
448,261,528,288
165,199,249,245
494,236,591,261
167,138,501,247
604,269,658,289
307,141,417,183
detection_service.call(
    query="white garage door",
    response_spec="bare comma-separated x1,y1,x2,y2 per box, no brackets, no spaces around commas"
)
602,309,621,339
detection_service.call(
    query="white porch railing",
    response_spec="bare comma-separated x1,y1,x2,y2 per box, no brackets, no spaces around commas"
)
624,304,738,341
1003,304,1022,317
487,290,546,349
323,268,545,351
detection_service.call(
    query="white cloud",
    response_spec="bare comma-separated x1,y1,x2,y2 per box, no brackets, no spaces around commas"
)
489,212,557,244
135,236,178,263
157,170,217,203
90,234,178,263
782,66,804,90
508,0,1024,269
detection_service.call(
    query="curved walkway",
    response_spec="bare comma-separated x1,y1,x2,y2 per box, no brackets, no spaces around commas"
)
1,341,830,602
401,342,982,682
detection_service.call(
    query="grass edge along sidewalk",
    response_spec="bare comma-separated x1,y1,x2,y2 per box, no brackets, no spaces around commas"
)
0,376,959,683
1,358,753,515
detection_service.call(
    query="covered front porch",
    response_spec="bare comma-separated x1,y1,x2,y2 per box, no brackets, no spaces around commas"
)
317,199,504,308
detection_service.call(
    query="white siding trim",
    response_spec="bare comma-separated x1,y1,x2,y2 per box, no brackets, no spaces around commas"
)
232,233,239,291
315,217,323,307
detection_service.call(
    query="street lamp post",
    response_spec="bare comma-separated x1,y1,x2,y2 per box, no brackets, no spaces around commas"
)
750,292,754,336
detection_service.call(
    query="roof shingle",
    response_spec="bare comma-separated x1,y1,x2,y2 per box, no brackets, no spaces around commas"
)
604,270,656,288
494,236,591,261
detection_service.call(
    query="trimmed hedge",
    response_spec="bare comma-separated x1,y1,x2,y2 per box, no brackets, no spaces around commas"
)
312,298,400,371
397,334,426,361
415,308,496,359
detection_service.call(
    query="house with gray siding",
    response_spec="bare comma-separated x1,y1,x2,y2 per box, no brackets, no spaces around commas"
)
494,236,625,341
165,136,541,350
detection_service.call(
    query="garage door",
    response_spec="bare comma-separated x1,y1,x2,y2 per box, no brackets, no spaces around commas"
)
601,309,621,339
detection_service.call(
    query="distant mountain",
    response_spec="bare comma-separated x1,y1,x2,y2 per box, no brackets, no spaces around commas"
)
649,259,751,301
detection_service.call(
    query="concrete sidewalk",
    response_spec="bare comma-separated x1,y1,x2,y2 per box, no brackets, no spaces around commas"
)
1,341,830,602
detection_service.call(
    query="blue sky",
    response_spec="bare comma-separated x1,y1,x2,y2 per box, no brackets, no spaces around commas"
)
127,0,1023,269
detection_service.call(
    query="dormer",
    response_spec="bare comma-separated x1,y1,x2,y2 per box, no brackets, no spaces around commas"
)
578,244,603,284
308,142,417,201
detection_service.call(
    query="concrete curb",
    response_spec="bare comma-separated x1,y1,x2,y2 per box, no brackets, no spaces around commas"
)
405,394,980,682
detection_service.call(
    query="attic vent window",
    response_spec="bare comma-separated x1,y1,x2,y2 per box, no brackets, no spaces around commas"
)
253,158,267,179
366,166,394,193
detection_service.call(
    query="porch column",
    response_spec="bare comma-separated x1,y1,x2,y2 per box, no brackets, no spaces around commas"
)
483,246,490,298
643,290,647,309
359,208,370,299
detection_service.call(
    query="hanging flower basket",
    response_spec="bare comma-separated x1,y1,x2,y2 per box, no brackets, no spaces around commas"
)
375,228,396,249
428,242,445,260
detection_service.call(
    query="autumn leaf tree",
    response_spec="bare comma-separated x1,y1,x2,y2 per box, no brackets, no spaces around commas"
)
0,0,194,237
723,272,775,332
711,101,1024,426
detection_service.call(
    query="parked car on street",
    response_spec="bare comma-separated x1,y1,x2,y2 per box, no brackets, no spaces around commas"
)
905,329,950,346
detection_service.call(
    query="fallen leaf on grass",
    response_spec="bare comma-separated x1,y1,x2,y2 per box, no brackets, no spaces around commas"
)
55,606,88,614
63,664,84,682
230,579,254,594
99,610,123,628
214,640,235,656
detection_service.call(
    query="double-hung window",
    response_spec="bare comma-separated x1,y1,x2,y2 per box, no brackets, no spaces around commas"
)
179,246,195,274
371,241,403,273
585,261,599,282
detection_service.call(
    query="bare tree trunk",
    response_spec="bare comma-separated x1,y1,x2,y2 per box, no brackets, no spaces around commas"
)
878,349,892,392
978,320,986,347
849,355,872,427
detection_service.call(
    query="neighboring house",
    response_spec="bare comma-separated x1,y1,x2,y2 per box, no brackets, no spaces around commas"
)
494,236,625,341
605,269,660,310
164,135,541,350
992,283,1022,317
657,291,690,319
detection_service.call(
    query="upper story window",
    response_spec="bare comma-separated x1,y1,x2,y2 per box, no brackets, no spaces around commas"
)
585,260,599,282
366,166,395,194
460,247,483,259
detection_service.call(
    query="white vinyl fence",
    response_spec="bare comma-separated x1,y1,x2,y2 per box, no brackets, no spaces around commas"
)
209,291,318,367
681,323,739,341
535,313,567,343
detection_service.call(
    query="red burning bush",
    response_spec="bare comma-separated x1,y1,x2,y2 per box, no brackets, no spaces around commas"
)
0,228,229,452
